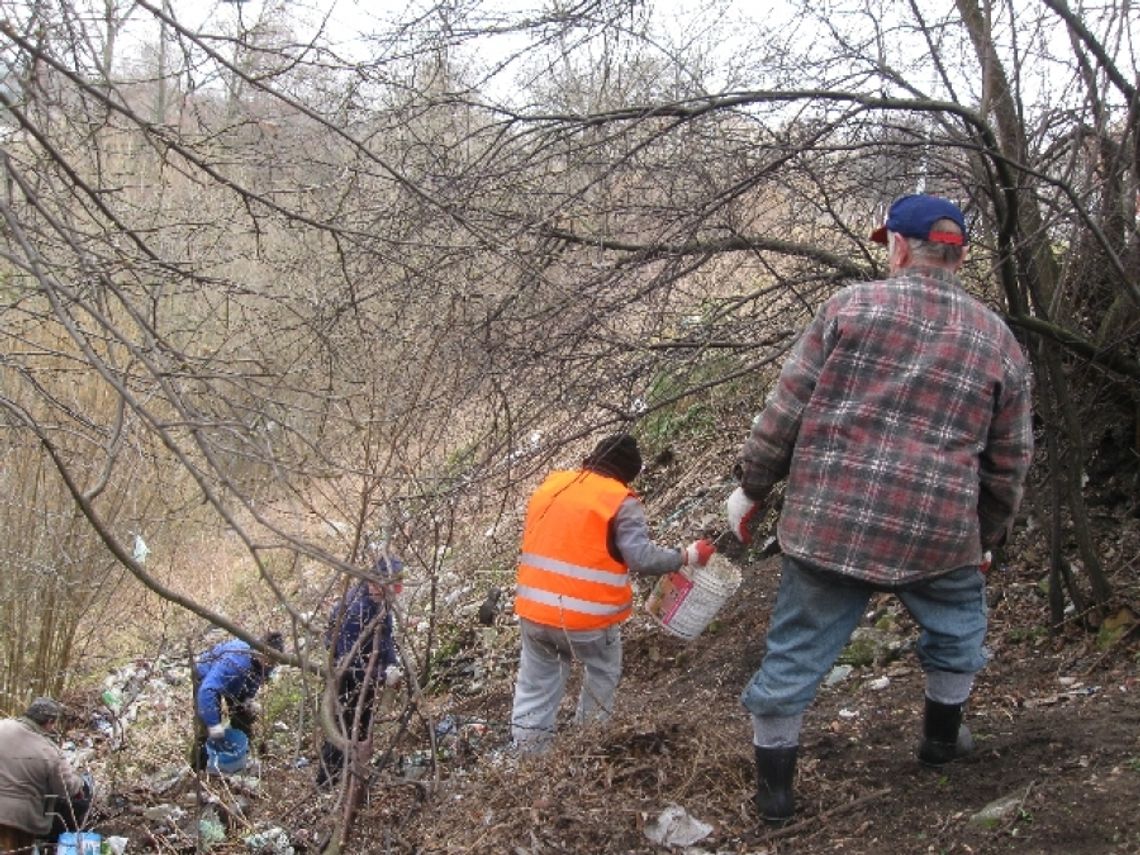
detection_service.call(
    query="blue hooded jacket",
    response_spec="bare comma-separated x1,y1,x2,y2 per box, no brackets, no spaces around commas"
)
327,580,399,683
194,639,269,728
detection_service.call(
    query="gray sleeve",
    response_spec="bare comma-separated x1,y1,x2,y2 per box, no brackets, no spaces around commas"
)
613,498,684,577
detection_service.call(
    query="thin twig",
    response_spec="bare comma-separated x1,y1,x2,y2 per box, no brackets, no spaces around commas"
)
757,786,892,841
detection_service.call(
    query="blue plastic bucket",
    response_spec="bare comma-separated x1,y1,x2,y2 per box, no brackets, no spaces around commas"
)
205,727,250,774
56,832,102,855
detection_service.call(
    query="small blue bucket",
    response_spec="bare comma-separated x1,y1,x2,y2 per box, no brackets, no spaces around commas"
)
205,727,250,774
56,832,102,855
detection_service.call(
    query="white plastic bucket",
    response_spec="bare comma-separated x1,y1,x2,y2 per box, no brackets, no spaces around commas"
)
646,553,741,640
56,832,102,855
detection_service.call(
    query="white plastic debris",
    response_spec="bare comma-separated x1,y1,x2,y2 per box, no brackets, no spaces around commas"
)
867,676,891,691
132,534,150,563
825,665,853,686
198,816,225,847
644,805,713,848
244,827,294,854
969,793,1024,827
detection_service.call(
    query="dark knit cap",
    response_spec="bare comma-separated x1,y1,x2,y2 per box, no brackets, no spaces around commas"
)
25,697,62,725
370,556,406,581
583,433,643,485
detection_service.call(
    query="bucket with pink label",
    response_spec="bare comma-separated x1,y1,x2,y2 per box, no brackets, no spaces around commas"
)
646,553,741,640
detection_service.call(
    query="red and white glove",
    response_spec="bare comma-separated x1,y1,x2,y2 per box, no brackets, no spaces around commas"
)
681,539,716,568
384,665,404,688
726,487,761,545
980,551,993,575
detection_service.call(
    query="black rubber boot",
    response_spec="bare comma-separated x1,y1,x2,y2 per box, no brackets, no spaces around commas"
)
917,697,975,766
754,745,797,825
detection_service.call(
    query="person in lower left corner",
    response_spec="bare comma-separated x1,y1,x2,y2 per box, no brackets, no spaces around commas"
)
192,630,284,771
510,433,716,754
0,697,93,853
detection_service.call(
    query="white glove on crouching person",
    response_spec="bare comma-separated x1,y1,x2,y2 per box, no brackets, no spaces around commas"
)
207,723,227,743
383,665,403,688
726,486,761,545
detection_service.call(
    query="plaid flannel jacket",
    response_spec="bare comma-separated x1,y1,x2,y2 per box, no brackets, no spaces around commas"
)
740,266,1034,585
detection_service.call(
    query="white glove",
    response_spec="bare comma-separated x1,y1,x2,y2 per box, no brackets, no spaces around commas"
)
207,723,226,741
681,539,716,568
726,487,761,545
384,665,403,687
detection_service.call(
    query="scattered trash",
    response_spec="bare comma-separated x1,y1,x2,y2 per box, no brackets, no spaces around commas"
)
245,826,294,854
401,749,435,780
1025,686,1101,708
866,676,891,691
55,832,102,855
430,714,494,759
142,804,186,825
824,664,853,686
132,533,150,563
644,804,713,847
102,690,123,713
199,816,226,849
142,765,188,795
435,715,457,738
969,792,1024,828
105,837,129,855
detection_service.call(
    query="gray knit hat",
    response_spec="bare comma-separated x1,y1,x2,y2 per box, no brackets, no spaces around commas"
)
25,697,63,725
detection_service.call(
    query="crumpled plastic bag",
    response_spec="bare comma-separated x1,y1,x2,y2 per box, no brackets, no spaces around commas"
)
644,804,713,847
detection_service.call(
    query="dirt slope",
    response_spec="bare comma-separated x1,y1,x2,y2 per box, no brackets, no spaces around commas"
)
393,549,1140,855
74,452,1140,854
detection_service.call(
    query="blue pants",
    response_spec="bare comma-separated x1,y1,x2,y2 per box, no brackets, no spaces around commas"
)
743,555,988,739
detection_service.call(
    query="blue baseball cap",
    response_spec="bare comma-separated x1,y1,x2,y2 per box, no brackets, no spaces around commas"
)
870,194,968,246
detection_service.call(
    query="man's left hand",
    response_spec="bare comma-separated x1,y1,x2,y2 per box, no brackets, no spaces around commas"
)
726,487,761,544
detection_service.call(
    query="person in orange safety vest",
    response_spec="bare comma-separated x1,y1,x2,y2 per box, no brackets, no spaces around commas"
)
510,433,715,752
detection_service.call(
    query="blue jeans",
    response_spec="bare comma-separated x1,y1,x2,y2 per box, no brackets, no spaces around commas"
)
743,555,988,721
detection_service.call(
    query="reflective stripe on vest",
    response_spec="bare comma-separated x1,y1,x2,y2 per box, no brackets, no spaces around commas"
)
515,585,629,617
515,469,633,630
518,552,630,588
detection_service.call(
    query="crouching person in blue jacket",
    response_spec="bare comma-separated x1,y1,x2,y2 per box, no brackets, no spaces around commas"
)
192,631,284,771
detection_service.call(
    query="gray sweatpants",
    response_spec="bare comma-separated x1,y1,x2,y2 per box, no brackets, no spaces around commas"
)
510,618,622,753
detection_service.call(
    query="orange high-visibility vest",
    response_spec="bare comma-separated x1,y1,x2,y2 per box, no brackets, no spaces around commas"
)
514,469,634,631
